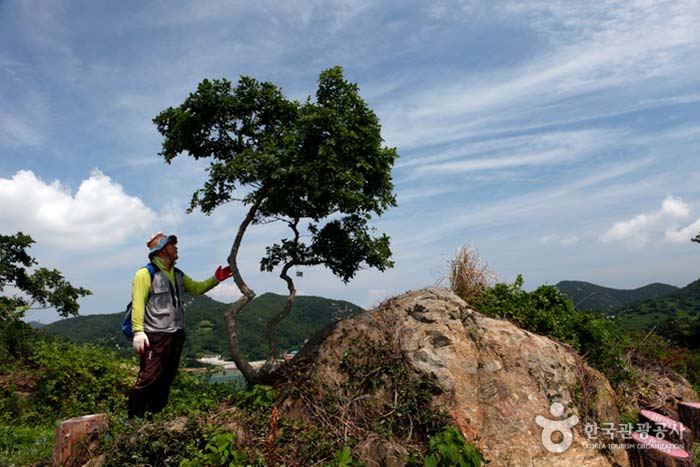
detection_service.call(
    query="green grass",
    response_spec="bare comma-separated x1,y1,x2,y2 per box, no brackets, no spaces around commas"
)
0,424,54,467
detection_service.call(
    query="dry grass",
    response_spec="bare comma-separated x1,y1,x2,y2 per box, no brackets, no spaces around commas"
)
443,245,495,304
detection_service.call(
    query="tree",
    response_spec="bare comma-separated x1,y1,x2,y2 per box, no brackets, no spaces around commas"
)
0,232,92,361
153,67,397,383
692,233,700,244
0,232,92,322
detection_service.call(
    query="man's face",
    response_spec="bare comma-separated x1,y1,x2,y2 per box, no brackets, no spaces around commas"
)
165,240,178,261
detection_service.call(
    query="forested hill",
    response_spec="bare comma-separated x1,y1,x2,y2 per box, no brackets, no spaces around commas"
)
42,293,363,362
555,280,678,312
615,278,700,330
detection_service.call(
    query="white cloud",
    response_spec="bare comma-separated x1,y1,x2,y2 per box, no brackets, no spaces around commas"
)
397,129,620,185
539,235,555,245
0,113,42,148
381,0,700,150
0,170,157,249
206,281,242,303
394,157,655,251
560,236,580,247
661,196,690,219
601,195,693,247
601,213,652,244
666,219,700,244
153,0,375,35
415,146,576,175
159,201,186,228
539,234,580,247
396,185,464,203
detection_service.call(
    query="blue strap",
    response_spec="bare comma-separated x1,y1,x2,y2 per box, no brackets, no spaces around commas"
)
145,262,157,279
122,262,160,338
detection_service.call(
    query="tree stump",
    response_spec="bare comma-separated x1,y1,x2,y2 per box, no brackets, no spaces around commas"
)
51,413,108,467
639,409,693,450
628,432,694,467
678,402,700,442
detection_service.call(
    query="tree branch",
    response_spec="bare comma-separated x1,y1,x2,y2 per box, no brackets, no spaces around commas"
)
265,219,300,363
224,188,269,383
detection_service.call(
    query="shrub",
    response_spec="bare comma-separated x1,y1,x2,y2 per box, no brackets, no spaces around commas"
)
180,432,252,467
474,275,630,385
24,336,133,422
101,415,207,467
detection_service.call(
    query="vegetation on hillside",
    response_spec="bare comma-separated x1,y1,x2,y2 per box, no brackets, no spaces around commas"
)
4,316,481,466
4,235,700,466
0,232,128,465
473,275,631,386
0,234,480,466
556,280,678,313
554,277,700,392
615,278,700,330
43,293,363,362
0,319,241,466
553,275,700,391
447,247,700,421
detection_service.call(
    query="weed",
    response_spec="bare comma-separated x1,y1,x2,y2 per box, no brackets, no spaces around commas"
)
443,245,494,305
422,426,482,467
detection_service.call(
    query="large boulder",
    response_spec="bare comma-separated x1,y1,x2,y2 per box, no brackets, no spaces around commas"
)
291,287,629,467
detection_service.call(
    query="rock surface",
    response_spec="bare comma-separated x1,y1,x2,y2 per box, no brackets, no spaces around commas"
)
295,287,630,467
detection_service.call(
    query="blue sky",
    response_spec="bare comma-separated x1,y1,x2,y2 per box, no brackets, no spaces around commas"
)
2,0,699,323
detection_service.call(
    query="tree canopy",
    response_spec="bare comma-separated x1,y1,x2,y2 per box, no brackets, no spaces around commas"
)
0,232,92,322
154,67,396,279
154,66,397,381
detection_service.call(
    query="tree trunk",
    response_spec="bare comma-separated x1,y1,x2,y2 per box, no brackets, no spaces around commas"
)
224,191,267,384
639,409,692,451
224,295,257,383
628,432,693,467
678,402,700,442
51,413,107,467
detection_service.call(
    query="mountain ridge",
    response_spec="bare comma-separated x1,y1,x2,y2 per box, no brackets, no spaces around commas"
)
555,280,679,312
615,277,700,330
42,292,363,362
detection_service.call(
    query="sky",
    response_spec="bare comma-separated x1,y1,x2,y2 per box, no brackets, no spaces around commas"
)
1,0,699,323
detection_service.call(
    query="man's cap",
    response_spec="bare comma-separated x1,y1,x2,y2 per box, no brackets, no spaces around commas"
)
147,232,177,256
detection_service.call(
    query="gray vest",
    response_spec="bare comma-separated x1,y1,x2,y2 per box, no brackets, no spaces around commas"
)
143,268,186,333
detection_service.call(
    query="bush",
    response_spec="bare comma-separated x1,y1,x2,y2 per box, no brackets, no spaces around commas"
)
474,275,630,385
179,431,252,467
0,320,136,465
101,415,207,467
23,336,133,422
100,384,255,467
0,318,41,366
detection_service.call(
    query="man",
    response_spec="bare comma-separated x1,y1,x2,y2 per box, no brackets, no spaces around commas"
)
128,232,232,419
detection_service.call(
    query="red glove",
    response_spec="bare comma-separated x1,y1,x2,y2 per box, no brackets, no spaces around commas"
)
215,265,232,281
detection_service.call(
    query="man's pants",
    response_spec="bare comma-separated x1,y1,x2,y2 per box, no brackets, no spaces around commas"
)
128,330,185,418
